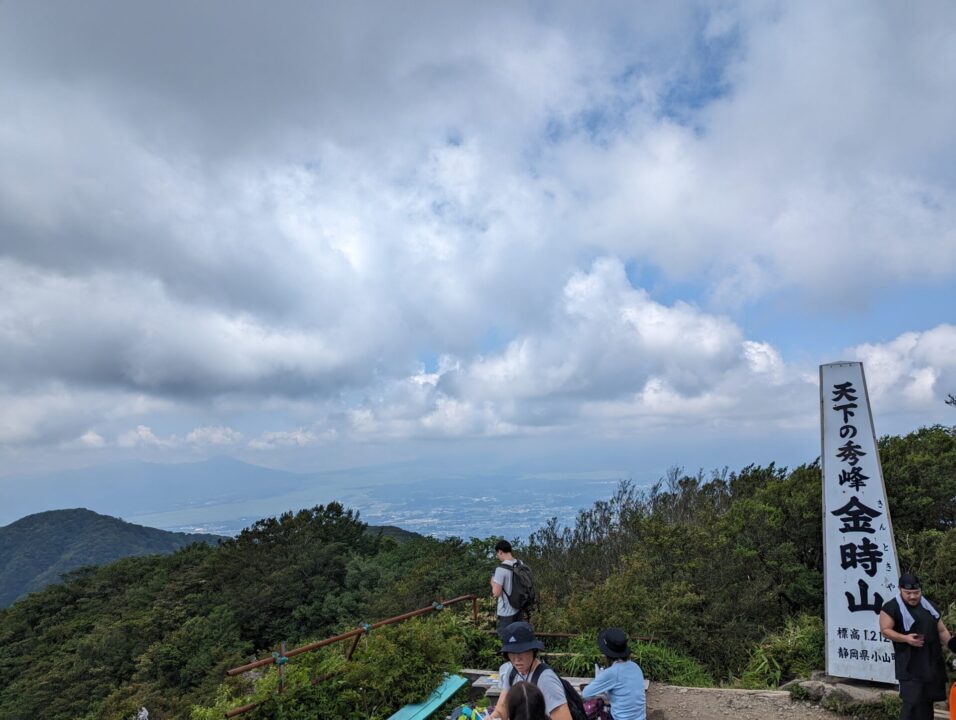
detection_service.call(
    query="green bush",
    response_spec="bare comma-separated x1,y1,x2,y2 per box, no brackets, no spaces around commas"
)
628,641,713,687
738,614,824,688
542,634,711,687
192,614,470,720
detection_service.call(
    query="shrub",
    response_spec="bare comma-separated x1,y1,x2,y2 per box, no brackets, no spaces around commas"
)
543,634,712,687
738,614,824,688
192,614,470,720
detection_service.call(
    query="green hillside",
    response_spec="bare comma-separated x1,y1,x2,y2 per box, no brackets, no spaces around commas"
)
0,508,225,607
0,426,954,720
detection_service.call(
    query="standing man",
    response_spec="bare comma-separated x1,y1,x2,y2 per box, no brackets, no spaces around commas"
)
879,573,953,720
491,540,523,632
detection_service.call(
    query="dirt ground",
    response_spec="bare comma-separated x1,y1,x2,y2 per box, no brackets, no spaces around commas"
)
645,684,955,720
646,685,855,720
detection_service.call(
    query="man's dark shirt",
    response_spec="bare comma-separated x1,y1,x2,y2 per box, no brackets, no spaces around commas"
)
881,596,946,693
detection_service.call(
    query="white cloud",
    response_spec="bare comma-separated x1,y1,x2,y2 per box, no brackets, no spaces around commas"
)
117,425,173,449
79,430,106,448
0,2,954,479
248,428,324,450
345,257,816,439
850,324,956,409
186,425,243,446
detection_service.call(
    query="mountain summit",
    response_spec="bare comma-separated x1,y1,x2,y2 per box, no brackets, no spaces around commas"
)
0,508,224,607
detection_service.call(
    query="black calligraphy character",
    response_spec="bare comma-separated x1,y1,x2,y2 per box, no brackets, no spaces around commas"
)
836,440,866,467
832,403,858,424
845,578,884,614
832,382,858,403
832,497,881,534
838,466,869,490
840,424,858,439
840,537,884,576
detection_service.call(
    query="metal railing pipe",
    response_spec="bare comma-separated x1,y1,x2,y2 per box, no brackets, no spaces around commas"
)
226,594,477,676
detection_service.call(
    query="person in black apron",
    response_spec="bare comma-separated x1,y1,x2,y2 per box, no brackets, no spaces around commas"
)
879,573,953,720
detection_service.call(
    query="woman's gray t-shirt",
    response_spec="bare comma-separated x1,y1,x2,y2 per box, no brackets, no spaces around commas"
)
498,660,568,716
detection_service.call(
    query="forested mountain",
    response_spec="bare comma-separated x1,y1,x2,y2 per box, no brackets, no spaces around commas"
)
0,426,954,720
0,508,225,607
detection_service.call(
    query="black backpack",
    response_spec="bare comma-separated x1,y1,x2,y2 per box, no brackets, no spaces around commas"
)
509,662,587,720
500,560,536,612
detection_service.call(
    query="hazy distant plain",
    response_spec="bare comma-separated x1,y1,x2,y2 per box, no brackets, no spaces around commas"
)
2,458,625,540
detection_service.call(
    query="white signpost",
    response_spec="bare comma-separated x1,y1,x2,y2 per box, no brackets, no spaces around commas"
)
820,362,899,683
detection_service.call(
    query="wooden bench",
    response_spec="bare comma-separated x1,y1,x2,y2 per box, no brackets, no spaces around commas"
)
462,667,649,702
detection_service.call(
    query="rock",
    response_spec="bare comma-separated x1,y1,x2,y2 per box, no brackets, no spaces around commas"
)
796,680,827,701
831,682,886,704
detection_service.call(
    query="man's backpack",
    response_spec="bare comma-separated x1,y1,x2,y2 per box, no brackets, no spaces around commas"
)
509,662,587,720
500,560,536,612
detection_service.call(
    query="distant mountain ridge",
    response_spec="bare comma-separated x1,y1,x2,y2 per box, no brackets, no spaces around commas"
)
0,508,226,607
0,457,316,528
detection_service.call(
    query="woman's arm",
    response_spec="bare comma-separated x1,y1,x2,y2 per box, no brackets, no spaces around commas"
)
580,666,615,698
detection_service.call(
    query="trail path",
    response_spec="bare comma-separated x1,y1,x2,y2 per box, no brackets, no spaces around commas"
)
646,685,848,720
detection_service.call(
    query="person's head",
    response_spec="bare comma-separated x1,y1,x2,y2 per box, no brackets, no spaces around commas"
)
495,539,513,560
506,681,547,720
597,627,631,661
501,621,544,676
899,573,922,606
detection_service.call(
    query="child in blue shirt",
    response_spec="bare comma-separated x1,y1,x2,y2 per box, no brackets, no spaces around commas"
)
581,628,646,720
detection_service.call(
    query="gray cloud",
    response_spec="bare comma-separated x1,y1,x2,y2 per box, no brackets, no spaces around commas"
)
0,1,954,471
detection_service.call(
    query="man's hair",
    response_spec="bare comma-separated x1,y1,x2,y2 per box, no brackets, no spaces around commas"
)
495,539,513,554
506,680,547,720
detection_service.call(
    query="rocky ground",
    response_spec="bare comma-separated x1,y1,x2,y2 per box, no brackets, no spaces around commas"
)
646,683,949,720
646,685,848,720
462,669,949,719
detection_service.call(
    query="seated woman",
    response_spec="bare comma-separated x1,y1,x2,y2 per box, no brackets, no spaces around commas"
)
580,628,646,720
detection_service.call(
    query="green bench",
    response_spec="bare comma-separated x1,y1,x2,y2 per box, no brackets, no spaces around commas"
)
387,674,469,720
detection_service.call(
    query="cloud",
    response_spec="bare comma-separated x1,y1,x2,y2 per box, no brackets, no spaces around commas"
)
78,430,106,448
0,259,387,397
186,425,243,447
346,257,817,438
0,1,954,476
850,324,956,409
541,3,956,307
248,429,324,450
117,425,171,449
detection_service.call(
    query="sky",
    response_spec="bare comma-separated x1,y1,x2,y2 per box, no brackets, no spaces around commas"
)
1,1,954,513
